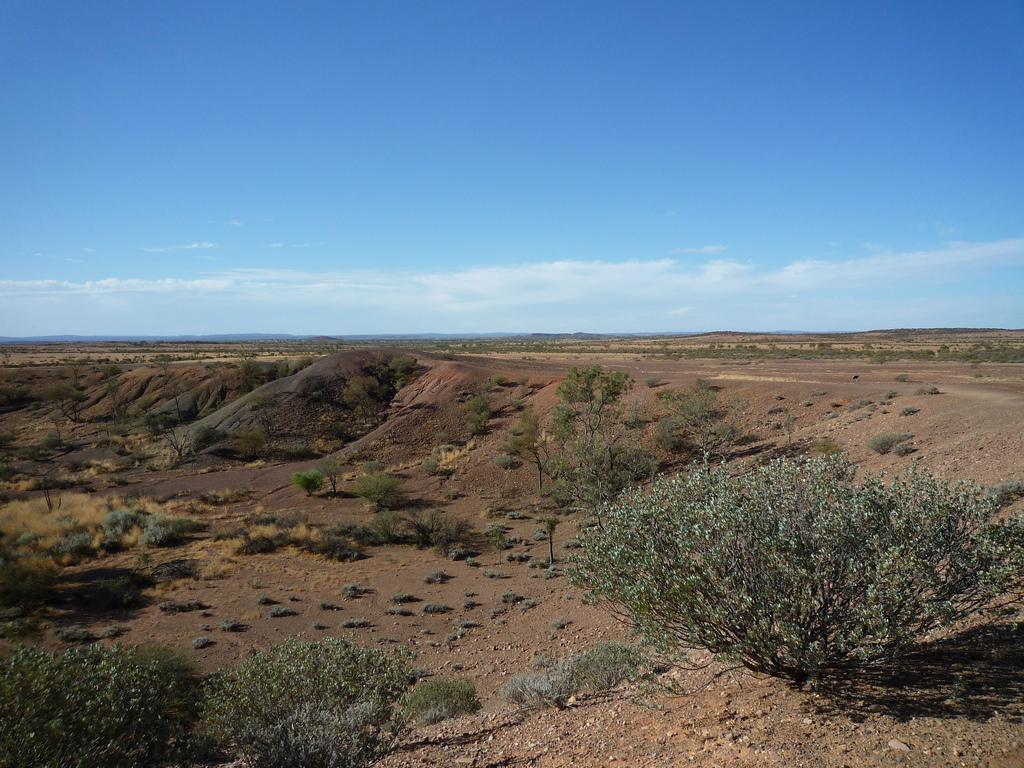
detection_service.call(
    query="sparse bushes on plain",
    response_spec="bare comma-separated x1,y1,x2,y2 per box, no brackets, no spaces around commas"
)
405,679,481,725
201,637,412,768
570,456,1024,687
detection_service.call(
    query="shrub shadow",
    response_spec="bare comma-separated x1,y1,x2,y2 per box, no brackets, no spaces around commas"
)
814,623,1024,724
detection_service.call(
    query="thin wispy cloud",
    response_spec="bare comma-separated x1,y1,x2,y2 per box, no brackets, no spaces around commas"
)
3,239,1021,335
142,242,219,253
229,220,245,227
84,248,95,253
672,245,729,255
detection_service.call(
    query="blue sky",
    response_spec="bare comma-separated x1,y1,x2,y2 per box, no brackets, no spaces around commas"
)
2,1,1022,336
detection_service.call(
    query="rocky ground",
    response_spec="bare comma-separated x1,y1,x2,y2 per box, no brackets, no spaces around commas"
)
2,342,1023,766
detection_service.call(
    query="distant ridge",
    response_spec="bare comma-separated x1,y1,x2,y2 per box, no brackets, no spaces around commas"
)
0,328,1017,344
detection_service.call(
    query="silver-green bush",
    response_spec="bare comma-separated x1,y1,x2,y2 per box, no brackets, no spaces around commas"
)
571,456,1024,687
0,644,176,768
405,678,481,725
202,637,411,768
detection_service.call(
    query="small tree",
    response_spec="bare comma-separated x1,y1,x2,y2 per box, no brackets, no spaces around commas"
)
571,456,1024,687
42,382,86,423
318,457,342,495
542,516,559,564
462,390,493,435
234,425,268,460
292,469,324,496
502,406,551,493
548,366,651,522
658,379,744,458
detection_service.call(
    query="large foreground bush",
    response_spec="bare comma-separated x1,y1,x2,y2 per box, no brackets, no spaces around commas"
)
571,456,1024,686
202,637,412,768
0,644,185,768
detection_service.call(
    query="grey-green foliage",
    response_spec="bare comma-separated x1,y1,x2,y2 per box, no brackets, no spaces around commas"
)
0,644,176,768
571,456,1024,687
405,678,481,725
202,637,412,768
498,641,644,712
102,508,146,538
866,431,914,454
137,514,203,547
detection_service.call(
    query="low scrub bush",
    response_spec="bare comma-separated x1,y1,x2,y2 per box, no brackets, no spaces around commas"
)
421,603,452,614
423,570,452,584
899,405,920,416
353,472,405,510
157,599,205,614
986,479,1024,507
341,583,366,598
571,456,1024,687
138,514,203,548
572,641,645,692
305,530,364,562
201,637,412,768
405,678,481,725
0,558,58,611
499,660,576,712
866,432,913,455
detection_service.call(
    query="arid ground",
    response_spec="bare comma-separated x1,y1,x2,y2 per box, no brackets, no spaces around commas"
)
2,331,1023,767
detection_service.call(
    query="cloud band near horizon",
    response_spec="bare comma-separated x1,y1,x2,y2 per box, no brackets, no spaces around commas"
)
2,239,1021,336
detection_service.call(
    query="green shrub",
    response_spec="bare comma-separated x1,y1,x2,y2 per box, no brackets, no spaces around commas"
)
305,531,364,562
0,644,183,767
0,559,58,611
419,456,441,475
370,510,406,545
866,432,913,454
406,679,481,725
157,599,205,614
571,641,644,692
899,405,919,416
201,637,412,768
353,472,404,510
571,456,1024,687
292,469,324,496
421,603,452,614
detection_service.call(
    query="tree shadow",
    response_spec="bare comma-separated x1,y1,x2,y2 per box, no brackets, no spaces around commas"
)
812,623,1024,724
